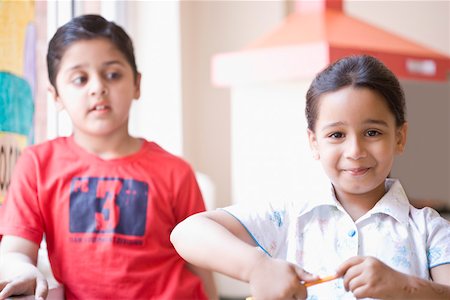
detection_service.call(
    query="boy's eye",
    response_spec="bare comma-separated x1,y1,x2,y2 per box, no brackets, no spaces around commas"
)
329,132,344,139
106,72,121,80
366,130,381,137
72,76,87,85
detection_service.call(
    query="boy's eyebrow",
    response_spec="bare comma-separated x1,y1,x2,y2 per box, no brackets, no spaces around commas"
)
64,60,126,72
103,60,126,67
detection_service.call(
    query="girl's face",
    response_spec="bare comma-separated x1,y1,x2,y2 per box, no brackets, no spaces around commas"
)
50,38,141,138
308,86,407,202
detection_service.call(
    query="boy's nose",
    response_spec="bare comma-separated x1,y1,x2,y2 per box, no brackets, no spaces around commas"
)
89,78,108,96
345,137,367,160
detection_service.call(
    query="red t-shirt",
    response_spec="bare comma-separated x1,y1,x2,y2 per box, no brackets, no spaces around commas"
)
0,136,208,300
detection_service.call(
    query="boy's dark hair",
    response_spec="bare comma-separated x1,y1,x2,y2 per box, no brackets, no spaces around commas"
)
47,14,138,91
305,55,406,131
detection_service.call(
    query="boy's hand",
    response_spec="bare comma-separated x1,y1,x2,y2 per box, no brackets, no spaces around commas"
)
248,256,319,300
337,256,409,299
0,262,48,300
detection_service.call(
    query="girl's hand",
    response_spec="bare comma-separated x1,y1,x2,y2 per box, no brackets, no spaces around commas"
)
248,256,319,300
337,256,409,299
0,261,48,300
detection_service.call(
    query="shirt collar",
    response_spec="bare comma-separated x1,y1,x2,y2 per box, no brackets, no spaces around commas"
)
295,182,342,217
296,178,410,225
367,178,410,225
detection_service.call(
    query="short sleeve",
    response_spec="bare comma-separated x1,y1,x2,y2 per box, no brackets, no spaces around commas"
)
0,147,44,244
223,200,289,257
425,208,450,268
172,163,206,224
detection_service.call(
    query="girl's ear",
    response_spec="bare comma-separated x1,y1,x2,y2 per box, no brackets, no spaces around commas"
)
395,122,408,154
48,85,64,112
133,72,142,100
307,129,320,160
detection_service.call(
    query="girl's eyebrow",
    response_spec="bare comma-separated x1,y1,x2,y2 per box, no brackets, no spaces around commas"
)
321,121,345,131
364,119,389,127
320,119,389,131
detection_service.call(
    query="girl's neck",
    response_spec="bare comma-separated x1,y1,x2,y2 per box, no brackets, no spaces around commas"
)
334,182,386,222
72,128,142,160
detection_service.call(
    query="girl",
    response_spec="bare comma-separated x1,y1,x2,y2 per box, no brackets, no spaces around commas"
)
0,15,217,300
171,55,450,299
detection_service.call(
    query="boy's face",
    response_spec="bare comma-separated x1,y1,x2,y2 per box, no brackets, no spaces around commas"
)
50,38,141,138
307,86,407,203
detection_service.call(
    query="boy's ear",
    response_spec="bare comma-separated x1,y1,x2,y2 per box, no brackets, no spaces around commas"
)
307,129,320,160
395,122,408,154
133,72,141,100
48,85,64,112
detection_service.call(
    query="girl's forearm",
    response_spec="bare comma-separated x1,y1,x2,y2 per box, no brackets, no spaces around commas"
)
171,213,267,282
401,276,450,299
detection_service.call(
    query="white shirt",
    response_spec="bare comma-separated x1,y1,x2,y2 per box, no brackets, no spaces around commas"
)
224,179,450,299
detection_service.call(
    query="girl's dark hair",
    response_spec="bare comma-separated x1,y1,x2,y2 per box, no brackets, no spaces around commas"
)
47,14,138,89
305,55,406,131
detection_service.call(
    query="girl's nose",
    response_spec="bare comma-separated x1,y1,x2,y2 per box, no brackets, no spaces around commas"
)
344,136,367,160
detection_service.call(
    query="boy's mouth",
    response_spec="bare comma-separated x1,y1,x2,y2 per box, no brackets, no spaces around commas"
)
94,105,108,110
90,104,110,112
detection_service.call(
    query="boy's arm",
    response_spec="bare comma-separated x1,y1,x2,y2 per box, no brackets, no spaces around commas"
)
0,235,48,300
338,256,450,299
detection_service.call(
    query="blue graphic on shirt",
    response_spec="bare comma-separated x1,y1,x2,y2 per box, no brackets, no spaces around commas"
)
427,247,442,264
69,177,148,236
392,245,411,269
270,210,285,227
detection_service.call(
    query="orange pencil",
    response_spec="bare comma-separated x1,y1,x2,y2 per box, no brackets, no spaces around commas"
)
303,273,339,287
245,274,340,300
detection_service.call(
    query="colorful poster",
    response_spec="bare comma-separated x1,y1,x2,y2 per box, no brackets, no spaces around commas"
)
0,0,35,204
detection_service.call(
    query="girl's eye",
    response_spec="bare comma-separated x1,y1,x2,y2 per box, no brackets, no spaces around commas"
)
366,130,381,137
329,132,344,139
106,72,121,80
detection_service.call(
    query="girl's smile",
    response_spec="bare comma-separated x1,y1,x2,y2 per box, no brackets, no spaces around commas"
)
344,167,371,177
308,86,407,212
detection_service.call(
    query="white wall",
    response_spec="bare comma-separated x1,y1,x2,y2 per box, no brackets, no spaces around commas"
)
231,81,330,206
345,1,450,55
179,1,288,208
126,1,184,156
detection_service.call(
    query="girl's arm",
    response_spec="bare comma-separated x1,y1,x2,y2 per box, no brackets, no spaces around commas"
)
337,256,450,299
171,210,264,281
0,235,48,300
170,210,318,300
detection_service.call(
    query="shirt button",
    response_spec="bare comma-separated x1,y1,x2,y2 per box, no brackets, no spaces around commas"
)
347,229,356,237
